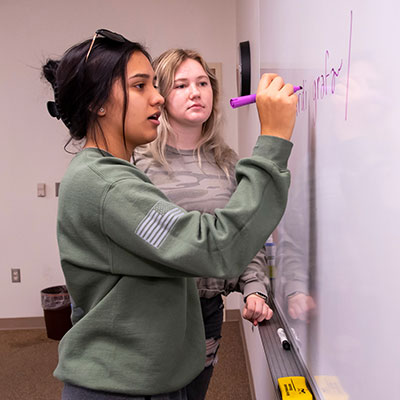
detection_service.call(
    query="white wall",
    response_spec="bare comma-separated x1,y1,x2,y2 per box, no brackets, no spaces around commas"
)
235,1,276,399
0,0,238,318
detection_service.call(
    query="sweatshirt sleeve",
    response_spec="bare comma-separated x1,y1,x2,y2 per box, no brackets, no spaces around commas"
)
102,135,293,279
238,247,270,299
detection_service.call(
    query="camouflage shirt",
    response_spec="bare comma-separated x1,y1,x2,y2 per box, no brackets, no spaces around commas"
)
135,145,269,300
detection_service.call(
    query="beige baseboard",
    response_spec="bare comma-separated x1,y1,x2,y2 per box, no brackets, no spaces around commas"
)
0,317,45,331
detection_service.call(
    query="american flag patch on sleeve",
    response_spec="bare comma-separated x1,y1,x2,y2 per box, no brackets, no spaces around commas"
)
135,201,185,248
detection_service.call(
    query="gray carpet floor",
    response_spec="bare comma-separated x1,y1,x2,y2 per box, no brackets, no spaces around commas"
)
0,321,252,400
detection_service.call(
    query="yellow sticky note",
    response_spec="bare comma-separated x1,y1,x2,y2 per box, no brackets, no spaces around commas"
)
314,376,349,400
278,376,313,400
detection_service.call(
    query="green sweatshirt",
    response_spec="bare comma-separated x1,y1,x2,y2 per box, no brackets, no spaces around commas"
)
54,135,292,396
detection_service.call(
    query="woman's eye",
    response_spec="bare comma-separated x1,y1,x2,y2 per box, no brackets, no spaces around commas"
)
175,84,185,89
200,81,208,87
134,83,145,89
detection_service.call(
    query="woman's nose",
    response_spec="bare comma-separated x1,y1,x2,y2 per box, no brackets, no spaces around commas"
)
189,84,200,98
152,87,164,105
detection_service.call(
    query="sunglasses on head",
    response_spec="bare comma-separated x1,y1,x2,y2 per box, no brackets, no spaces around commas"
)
85,28,128,62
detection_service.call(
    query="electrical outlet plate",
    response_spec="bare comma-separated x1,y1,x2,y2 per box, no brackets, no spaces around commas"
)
11,268,21,283
37,183,46,197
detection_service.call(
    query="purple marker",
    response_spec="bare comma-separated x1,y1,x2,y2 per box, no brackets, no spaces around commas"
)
230,86,303,109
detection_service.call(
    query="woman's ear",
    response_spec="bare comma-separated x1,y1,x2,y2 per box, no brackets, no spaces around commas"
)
89,105,106,116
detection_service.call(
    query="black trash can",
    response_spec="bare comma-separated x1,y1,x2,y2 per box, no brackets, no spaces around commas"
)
41,285,72,340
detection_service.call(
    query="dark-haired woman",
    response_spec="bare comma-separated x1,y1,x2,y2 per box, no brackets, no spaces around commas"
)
42,29,298,399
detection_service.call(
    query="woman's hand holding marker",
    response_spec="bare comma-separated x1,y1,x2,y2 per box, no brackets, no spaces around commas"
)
256,73,298,141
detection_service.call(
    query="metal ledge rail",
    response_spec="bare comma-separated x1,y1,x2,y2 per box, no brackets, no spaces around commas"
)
258,296,322,399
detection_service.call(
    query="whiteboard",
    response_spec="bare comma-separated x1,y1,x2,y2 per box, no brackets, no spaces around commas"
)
260,1,400,399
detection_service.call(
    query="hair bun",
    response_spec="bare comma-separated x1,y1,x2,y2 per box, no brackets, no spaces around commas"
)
42,59,59,86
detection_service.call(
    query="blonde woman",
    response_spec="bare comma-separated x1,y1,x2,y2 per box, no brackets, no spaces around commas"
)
136,49,275,400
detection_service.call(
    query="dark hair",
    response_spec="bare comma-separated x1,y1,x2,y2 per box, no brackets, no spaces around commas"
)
42,31,151,150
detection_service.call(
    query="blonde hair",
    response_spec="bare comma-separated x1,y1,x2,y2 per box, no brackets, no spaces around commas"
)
141,49,237,177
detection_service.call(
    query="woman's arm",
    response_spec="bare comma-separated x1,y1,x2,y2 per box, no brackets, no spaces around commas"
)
102,136,292,279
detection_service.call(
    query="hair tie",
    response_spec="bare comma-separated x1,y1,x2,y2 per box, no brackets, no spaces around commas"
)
47,101,61,119
46,81,72,129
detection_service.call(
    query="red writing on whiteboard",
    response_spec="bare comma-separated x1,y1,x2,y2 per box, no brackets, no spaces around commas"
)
312,51,343,113
297,79,308,115
296,10,353,121
295,51,344,117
